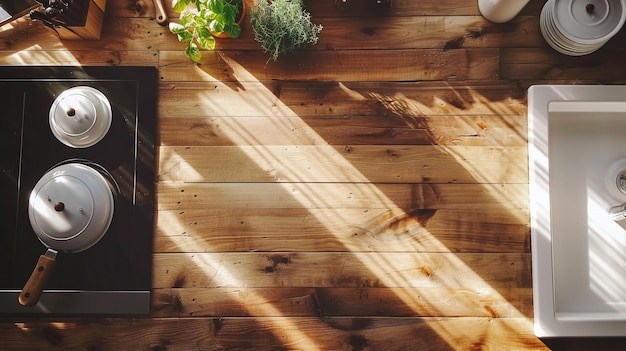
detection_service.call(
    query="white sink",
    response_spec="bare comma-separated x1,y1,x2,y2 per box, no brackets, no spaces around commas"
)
529,85,626,337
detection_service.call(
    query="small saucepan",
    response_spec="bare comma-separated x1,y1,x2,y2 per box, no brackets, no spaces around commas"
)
18,161,117,306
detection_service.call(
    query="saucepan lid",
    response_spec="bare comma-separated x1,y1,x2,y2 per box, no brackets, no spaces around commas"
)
49,86,112,148
28,162,115,252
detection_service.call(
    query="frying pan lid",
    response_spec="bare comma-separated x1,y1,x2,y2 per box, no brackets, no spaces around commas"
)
28,162,114,252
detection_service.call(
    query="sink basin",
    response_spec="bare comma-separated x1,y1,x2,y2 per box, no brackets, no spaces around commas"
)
529,85,626,337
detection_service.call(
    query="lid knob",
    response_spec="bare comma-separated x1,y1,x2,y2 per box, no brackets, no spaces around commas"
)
53,202,65,212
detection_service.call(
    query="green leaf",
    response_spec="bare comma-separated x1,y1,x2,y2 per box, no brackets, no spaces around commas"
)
224,23,241,38
169,22,194,42
178,31,193,42
179,10,194,26
222,4,236,22
172,0,191,13
185,42,202,62
196,27,216,50
207,0,224,14
192,10,209,26
209,18,224,33
168,22,186,34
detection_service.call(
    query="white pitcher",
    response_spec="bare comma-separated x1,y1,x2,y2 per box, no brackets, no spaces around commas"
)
478,0,530,23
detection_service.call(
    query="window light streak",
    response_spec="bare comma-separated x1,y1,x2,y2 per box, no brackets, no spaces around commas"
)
6,45,80,66
157,210,322,349
158,58,533,349
0,23,16,32
587,188,626,309
159,149,205,182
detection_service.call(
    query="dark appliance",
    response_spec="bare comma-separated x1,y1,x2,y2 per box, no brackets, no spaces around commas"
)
0,0,38,26
0,66,157,315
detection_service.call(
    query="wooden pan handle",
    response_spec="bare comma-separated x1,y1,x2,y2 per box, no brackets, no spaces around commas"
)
154,0,168,26
18,253,57,306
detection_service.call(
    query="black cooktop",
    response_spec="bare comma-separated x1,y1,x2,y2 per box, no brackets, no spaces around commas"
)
0,66,157,315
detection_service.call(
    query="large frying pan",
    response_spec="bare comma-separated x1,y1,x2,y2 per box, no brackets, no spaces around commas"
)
18,162,116,306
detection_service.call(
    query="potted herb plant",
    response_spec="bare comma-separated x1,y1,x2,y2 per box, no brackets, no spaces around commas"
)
169,0,246,62
250,0,322,62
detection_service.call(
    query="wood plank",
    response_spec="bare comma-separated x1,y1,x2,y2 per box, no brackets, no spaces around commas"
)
0,49,157,66
152,287,323,317
152,252,531,289
151,287,532,318
501,48,626,81
159,115,528,147
158,145,528,183
314,287,532,318
302,0,549,17
304,114,528,146
157,81,527,117
158,48,500,81
156,183,529,211
154,207,529,253
210,16,543,51
0,317,548,351
316,16,542,50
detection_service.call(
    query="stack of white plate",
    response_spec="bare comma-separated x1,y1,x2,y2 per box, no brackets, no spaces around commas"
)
540,0,626,56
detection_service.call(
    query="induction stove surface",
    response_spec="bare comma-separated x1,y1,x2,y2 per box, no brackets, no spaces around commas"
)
0,66,157,315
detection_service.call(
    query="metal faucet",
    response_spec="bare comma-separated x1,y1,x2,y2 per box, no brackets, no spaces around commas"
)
609,169,626,221
610,203,626,221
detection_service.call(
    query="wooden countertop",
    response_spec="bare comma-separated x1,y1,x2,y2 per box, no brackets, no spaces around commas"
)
1,0,626,350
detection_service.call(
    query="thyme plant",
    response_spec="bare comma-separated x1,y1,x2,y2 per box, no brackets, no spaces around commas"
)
250,0,322,61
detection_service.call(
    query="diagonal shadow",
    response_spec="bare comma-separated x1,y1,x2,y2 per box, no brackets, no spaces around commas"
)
152,50,543,350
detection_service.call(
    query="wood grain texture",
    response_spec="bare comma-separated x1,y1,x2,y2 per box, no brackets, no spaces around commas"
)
151,287,533,318
154,207,529,253
156,182,528,211
159,115,528,147
158,48,500,81
2,0,626,349
0,317,545,350
157,80,528,116
158,145,528,183
152,252,531,289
